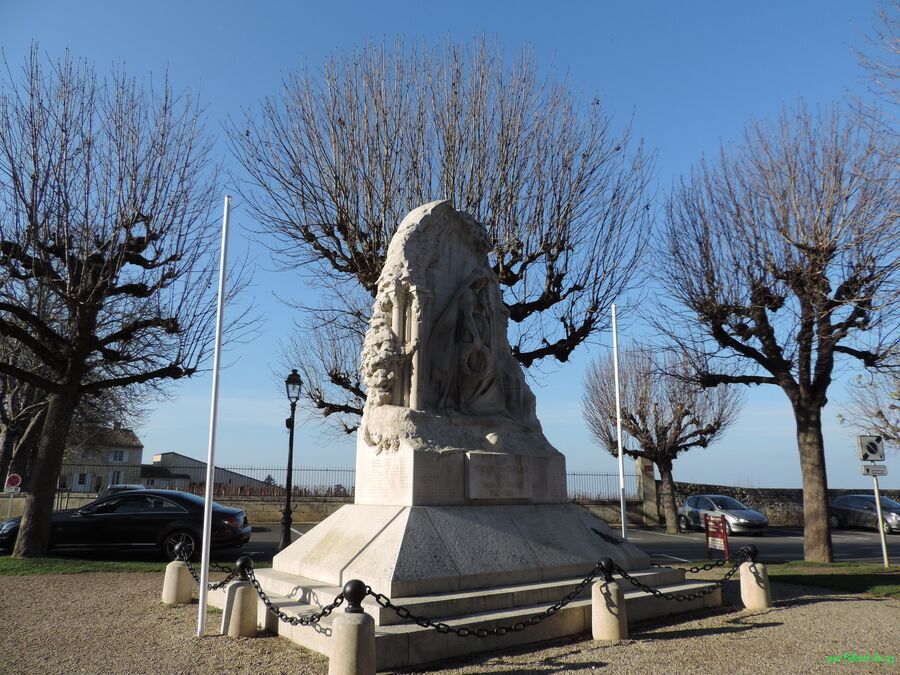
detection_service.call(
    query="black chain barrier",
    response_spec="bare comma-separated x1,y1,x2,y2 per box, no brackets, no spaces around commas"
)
190,542,759,637
246,565,346,626
614,545,757,603
175,544,240,591
362,545,758,638
364,558,617,639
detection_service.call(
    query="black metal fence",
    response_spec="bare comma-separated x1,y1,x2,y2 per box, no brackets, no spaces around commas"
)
57,463,639,501
567,472,640,502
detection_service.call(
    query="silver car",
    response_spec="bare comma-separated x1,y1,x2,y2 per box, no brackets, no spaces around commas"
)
677,494,768,536
829,495,900,536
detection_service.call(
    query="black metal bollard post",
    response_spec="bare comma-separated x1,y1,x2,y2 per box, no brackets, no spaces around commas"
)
600,557,615,582
236,556,254,581
342,579,367,614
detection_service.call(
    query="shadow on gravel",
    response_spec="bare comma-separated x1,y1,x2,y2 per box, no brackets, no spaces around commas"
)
774,594,888,608
395,638,607,674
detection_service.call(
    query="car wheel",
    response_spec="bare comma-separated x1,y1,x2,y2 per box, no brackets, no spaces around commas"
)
724,522,733,536
882,520,892,536
163,529,198,561
828,514,841,529
678,515,691,532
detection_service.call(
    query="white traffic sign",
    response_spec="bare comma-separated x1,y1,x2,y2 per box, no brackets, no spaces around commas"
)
862,464,888,477
858,435,885,462
4,473,21,492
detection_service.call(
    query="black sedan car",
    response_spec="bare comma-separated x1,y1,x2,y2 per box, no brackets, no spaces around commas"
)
829,495,900,536
0,489,251,560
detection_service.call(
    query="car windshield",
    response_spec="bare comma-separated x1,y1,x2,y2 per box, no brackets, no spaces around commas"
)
709,496,747,510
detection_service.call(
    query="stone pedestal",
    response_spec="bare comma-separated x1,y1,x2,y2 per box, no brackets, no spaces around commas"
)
274,503,650,598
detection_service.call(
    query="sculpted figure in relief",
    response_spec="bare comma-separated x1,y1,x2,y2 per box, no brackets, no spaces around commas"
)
429,270,506,416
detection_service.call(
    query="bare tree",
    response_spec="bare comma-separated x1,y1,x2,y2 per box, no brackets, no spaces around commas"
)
857,2,899,110
0,288,146,482
0,49,241,557
582,347,741,533
230,38,653,433
839,364,900,450
658,104,899,562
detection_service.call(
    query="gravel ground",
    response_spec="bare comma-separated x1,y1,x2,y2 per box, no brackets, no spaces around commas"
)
0,571,896,674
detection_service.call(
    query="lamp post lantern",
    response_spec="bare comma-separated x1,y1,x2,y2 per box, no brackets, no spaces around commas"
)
280,369,302,551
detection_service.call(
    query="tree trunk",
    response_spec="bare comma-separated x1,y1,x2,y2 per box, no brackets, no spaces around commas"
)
12,389,80,558
9,407,47,480
657,461,679,534
794,404,833,562
0,428,16,483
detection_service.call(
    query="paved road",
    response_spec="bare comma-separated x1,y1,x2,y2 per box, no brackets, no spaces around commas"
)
626,525,900,564
234,522,314,563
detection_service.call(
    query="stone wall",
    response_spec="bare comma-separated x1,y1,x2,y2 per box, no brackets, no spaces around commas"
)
665,481,900,526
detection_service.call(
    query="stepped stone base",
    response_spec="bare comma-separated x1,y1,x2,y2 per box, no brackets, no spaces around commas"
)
207,504,726,669
272,503,651,597
208,566,723,671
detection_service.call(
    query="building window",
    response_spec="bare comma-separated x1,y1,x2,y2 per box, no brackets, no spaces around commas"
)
78,473,86,486
110,450,126,463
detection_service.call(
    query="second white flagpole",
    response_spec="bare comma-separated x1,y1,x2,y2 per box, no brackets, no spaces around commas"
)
197,195,231,636
612,303,628,541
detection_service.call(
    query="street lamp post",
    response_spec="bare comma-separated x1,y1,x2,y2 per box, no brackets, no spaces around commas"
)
280,369,302,551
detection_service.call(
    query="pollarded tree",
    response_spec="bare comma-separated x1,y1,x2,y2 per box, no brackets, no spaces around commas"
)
231,38,653,433
659,104,899,562
0,49,242,557
582,346,741,533
839,364,900,451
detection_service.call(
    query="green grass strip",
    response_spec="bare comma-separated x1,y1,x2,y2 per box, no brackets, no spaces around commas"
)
0,557,168,576
766,561,900,599
0,556,272,576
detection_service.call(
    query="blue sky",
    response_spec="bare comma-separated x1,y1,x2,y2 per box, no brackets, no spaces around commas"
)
0,1,890,488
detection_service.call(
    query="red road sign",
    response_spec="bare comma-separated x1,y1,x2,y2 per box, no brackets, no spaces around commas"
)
5,473,21,490
704,514,730,560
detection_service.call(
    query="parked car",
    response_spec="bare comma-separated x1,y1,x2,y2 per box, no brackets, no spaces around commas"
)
829,495,900,536
0,489,250,560
99,483,146,498
677,494,768,535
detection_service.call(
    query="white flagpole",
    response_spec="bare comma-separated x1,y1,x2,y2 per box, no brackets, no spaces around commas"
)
612,303,628,541
197,195,231,636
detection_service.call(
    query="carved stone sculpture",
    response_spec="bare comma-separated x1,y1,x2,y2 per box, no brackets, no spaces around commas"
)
355,200,566,505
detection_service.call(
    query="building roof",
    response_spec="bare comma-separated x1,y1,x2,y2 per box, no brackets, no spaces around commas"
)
68,425,144,449
140,465,191,480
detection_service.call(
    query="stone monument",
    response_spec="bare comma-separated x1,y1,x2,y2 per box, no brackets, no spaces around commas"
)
274,200,649,596
222,202,721,669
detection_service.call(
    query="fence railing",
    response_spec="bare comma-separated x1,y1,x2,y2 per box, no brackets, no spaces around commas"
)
567,472,640,502
57,463,640,501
